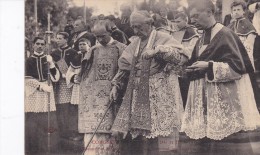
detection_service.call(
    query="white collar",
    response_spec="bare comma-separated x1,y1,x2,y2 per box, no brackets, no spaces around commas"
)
33,51,44,56
107,37,114,45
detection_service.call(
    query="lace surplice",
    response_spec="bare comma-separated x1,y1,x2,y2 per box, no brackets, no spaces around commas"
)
25,79,56,113
181,62,260,140
238,35,256,70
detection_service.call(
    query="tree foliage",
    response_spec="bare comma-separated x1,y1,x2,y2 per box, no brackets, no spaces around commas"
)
67,6,93,20
25,0,69,41
25,0,93,48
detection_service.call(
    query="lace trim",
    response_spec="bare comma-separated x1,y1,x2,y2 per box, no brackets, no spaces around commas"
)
55,78,72,104
236,74,260,129
181,78,259,140
130,72,183,139
207,62,242,82
71,84,80,105
25,79,40,97
214,62,230,80
25,81,56,113
239,36,255,70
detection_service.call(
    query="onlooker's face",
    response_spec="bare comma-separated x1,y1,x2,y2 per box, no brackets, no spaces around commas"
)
79,41,91,53
68,19,73,25
131,22,151,40
121,9,132,17
99,15,105,20
74,20,84,32
33,39,45,53
160,9,168,17
96,33,111,46
56,34,67,47
91,17,98,25
174,17,187,30
169,0,178,10
231,5,245,19
190,8,209,30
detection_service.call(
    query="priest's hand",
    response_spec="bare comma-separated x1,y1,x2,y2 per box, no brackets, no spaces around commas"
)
141,48,159,59
185,68,195,72
46,55,55,68
39,83,52,93
62,74,66,78
187,61,209,71
155,45,168,53
110,86,118,102
74,74,81,84
46,55,53,63
111,131,119,137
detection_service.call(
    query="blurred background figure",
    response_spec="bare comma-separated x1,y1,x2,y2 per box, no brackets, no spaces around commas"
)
64,17,74,38
117,3,135,38
69,19,93,51
98,14,105,20
105,15,130,45
152,13,169,32
90,15,99,28
228,0,256,69
25,37,31,59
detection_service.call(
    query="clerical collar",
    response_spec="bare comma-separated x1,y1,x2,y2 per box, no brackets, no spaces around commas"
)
60,45,69,50
111,26,117,32
107,37,114,45
33,51,44,57
235,17,244,21
203,22,217,45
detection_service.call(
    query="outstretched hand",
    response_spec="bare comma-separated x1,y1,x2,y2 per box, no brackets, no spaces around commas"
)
141,48,159,59
110,86,118,102
186,61,209,71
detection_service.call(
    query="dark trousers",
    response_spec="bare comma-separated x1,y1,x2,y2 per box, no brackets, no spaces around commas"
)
25,112,59,154
249,72,260,111
178,77,190,109
56,103,79,138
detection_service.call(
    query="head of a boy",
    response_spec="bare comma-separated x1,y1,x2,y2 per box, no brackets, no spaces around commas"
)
231,0,246,19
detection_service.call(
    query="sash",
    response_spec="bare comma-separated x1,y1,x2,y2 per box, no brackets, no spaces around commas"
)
131,30,157,130
111,30,157,138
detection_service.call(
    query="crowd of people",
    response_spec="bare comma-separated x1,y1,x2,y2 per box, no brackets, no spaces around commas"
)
25,0,260,154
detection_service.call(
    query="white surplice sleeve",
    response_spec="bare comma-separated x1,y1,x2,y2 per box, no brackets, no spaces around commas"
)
206,62,242,82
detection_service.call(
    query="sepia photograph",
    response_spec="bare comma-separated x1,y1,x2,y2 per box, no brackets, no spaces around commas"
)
24,0,260,154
